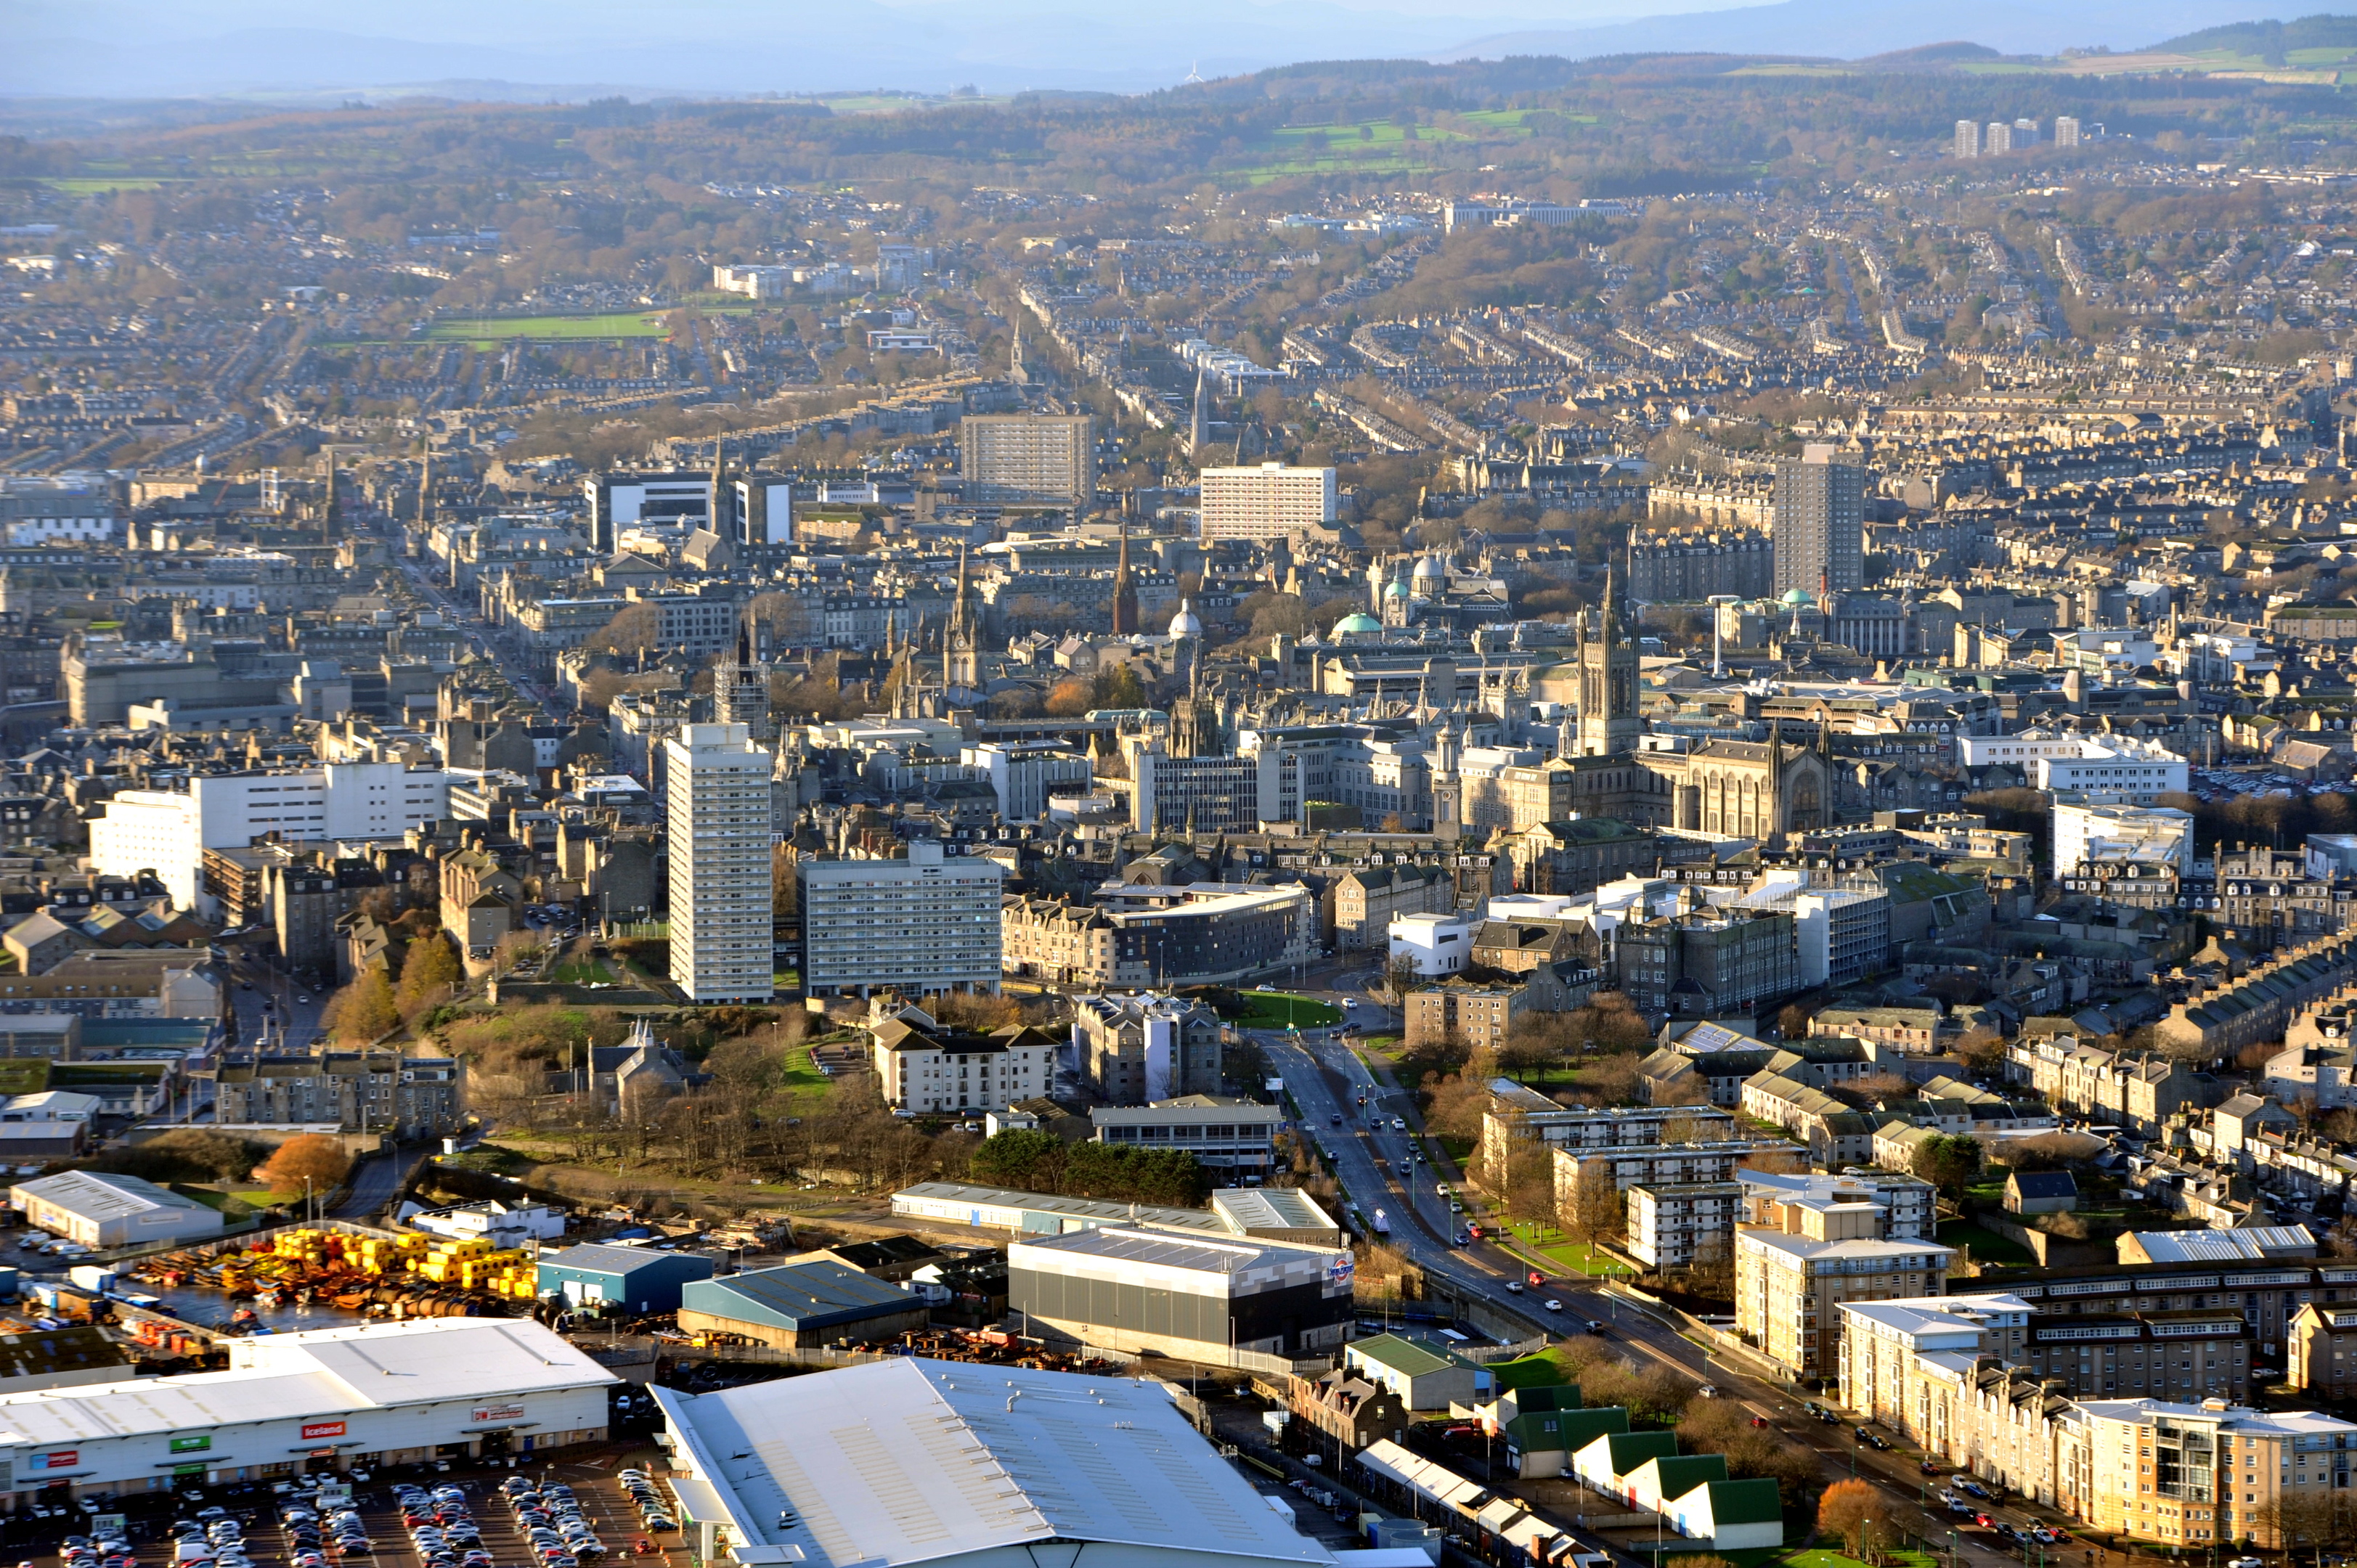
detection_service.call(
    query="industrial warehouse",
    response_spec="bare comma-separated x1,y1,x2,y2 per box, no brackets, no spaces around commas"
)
1008,1224,1356,1366
0,1317,616,1498
651,1357,1353,1568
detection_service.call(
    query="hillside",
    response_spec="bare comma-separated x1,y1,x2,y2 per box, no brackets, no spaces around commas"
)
2149,12,2357,60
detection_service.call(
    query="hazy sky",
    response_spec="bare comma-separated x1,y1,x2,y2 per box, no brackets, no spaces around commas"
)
0,0,2300,99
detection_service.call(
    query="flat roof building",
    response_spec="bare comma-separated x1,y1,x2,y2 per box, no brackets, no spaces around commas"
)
534,1241,717,1315
0,1318,614,1500
1009,1224,1354,1368
677,1260,931,1349
650,1357,1334,1568
11,1169,224,1250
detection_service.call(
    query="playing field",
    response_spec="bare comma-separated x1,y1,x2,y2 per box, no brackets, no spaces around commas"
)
420,311,672,343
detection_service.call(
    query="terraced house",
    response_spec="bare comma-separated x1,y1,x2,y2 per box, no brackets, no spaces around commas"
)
2153,932,2357,1059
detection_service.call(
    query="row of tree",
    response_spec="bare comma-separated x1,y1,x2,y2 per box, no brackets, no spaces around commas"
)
966,1127,1208,1206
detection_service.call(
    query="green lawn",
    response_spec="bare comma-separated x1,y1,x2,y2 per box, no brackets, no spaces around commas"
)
171,1188,257,1218
1487,1347,1585,1389
1937,1221,2036,1266
1505,1223,1629,1278
550,957,616,985
781,1043,834,1097
0,1059,49,1095
1226,992,1342,1029
420,311,674,343
46,177,176,192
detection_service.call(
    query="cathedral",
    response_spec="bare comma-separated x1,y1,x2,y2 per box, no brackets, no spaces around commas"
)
1510,565,1834,851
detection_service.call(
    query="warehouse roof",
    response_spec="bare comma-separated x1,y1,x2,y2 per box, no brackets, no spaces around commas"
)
1346,1334,1472,1378
0,1318,613,1445
9,1168,208,1222
651,1357,1331,1568
895,1181,1230,1233
1010,1225,1321,1277
537,1242,711,1277
681,1261,914,1332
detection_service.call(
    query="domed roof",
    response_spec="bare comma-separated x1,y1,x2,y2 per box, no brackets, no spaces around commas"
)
1167,599,1203,639
1780,587,1814,605
1332,611,1383,636
1384,579,1412,598
1412,555,1446,581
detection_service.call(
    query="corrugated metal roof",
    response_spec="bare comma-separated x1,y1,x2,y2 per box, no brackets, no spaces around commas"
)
0,1318,612,1443
657,1357,1330,1568
682,1261,913,1331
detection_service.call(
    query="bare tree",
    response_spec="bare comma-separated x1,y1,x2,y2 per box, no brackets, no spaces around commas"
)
1559,1156,1624,1249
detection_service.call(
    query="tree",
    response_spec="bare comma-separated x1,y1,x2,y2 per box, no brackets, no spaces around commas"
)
1955,1026,2007,1075
256,1134,352,1194
1092,663,1146,710
1044,679,1094,716
969,1129,1067,1193
1559,1155,1623,1249
590,603,661,664
1384,956,1426,1005
1815,1479,1892,1558
1684,1233,1735,1301
1911,1132,1984,1201
323,967,399,1042
395,932,462,1017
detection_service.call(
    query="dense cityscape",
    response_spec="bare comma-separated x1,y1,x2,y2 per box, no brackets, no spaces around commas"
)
5,17,2357,1568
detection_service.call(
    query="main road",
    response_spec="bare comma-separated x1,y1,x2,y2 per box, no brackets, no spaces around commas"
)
1261,1010,2061,1568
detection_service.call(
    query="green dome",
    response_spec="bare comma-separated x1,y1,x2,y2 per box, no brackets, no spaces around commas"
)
1332,612,1383,636
1780,587,1814,605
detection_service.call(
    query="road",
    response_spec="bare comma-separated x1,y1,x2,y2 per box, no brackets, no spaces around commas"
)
1258,999,2072,1568
333,1142,430,1220
393,553,558,717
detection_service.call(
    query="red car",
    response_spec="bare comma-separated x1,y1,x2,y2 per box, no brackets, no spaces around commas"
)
1974,1515,1995,1530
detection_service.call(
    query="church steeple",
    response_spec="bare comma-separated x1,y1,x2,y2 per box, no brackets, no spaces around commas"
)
947,544,980,690
1110,520,1138,636
709,441,733,539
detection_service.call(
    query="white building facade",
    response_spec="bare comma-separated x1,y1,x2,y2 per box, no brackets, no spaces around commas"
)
89,763,455,910
799,841,1005,997
1199,463,1338,542
664,723,776,1004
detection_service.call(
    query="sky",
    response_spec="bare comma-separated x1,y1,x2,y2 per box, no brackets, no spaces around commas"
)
0,0,2311,100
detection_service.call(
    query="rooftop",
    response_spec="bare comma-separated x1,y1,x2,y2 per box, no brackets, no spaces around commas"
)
651,1357,1331,1568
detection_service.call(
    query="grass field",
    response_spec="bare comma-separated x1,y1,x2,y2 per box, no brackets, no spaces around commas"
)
45,177,176,193
421,311,672,343
1487,1346,1587,1389
1507,1226,1629,1278
1937,1220,2036,1267
1226,991,1343,1029
550,957,616,986
0,1060,48,1095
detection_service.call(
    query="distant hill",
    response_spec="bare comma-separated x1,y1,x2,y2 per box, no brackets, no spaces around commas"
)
2149,12,2357,59
1860,41,2010,68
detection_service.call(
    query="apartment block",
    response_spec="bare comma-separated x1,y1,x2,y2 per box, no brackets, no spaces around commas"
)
960,415,1095,505
1197,462,1336,542
1633,1169,1935,1272
800,841,1005,998
1735,1197,1954,1381
1771,444,1865,597
868,1007,1052,1115
2288,1302,2357,1399
206,1053,464,1137
1070,992,1224,1104
2063,1399,2357,1551
664,722,774,1004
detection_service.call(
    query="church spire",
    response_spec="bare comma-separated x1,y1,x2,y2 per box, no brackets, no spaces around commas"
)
1111,520,1138,636
710,439,732,538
